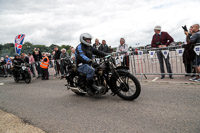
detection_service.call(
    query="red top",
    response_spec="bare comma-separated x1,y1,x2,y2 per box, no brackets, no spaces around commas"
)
151,32,174,48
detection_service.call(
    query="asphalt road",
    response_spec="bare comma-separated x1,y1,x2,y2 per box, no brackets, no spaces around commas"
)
0,77,200,133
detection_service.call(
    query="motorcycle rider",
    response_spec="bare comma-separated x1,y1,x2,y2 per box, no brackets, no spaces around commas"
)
12,54,25,78
75,33,108,95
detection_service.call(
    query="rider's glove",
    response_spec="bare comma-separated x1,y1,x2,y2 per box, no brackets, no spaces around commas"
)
88,59,93,65
92,61,99,68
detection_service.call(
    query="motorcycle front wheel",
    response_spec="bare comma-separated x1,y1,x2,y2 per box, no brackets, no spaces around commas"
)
113,72,141,101
14,78,19,83
24,71,31,84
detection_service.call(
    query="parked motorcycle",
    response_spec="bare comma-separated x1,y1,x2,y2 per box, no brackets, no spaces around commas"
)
65,55,141,101
13,63,31,84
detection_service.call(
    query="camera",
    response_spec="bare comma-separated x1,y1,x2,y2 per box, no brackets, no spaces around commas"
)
156,41,162,45
182,25,188,32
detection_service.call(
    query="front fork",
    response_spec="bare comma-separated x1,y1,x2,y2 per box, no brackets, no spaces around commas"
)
113,70,129,91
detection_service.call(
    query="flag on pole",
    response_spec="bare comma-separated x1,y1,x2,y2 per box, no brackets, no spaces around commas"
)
15,34,25,54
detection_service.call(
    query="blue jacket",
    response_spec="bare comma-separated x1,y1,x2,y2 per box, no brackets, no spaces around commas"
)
75,43,107,65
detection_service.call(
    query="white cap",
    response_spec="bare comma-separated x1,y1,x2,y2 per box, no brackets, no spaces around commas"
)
154,25,161,30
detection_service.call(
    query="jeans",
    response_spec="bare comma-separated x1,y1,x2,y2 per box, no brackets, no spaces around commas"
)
30,64,36,76
60,62,67,76
35,62,41,76
184,62,192,74
55,61,60,74
157,50,172,77
77,64,94,80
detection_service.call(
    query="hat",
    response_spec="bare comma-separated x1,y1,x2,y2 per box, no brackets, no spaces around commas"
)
154,25,161,30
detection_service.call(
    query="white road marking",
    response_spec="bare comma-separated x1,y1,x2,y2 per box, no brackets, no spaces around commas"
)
152,77,159,82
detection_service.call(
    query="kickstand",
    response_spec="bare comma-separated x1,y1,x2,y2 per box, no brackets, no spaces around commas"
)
143,74,147,79
140,74,147,81
110,92,116,96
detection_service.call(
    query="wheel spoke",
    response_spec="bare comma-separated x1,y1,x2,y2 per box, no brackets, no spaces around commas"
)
118,75,137,96
126,77,129,84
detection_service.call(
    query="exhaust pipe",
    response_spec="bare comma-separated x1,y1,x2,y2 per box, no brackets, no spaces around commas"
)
69,86,86,94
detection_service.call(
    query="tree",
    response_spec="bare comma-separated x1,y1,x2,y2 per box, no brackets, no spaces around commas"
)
21,42,33,54
0,44,2,55
3,43,14,49
0,42,74,57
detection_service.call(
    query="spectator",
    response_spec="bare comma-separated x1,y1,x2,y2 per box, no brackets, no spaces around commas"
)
151,25,174,79
52,51,57,76
93,39,101,50
33,48,42,78
40,52,49,80
5,55,12,76
47,53,52,68
117,38,129,67
99,40,109,53
60,48,69,78
70,47,76,63
28,53,36,77
182,26,196,76
188,24,200,82
54,46,61,76
0,57,7,77
21,53,29,64
108,46,113,53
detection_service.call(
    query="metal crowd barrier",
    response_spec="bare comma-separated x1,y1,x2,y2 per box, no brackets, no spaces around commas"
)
128,43,200,78
1,44,200,79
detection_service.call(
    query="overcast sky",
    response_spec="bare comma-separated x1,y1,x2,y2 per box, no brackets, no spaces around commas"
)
0,0,199,47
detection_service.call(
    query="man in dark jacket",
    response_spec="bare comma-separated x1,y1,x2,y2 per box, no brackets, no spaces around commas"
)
76,33,108,95
33,48,42,77
183,26,195,75
92,38,101,50
99,40,109,53
151,25,174,79
188,24,200,82
54,46,61,75
21,53,29,64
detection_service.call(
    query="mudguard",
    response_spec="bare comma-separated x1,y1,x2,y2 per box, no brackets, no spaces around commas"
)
115,66,129,71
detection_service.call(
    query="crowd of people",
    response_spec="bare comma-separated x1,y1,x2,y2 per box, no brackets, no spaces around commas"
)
0,24,200,82
150,24,200,81
183,24,200,82
0,46,76,80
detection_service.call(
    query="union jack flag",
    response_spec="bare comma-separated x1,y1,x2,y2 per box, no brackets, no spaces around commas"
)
15,34,25,54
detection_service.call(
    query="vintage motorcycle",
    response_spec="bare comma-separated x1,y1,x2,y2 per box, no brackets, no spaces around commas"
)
13,63,31,84
65,55,141,101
